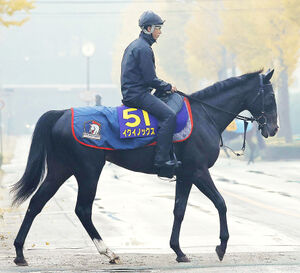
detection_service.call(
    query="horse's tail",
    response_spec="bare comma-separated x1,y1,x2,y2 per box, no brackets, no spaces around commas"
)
11,110,65,206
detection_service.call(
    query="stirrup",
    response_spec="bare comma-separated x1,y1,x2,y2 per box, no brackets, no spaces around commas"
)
154,160,175,179
170,148,182,169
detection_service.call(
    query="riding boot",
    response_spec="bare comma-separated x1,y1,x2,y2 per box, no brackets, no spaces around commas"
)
123,92,179,178
154,154,181,179
154,92,183,176
154,160,176,178
153,112,177,178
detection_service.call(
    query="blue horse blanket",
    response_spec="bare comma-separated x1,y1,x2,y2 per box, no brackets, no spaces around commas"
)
71,98,193,150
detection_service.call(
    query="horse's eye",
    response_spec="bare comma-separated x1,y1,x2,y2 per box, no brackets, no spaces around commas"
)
264,93,275,112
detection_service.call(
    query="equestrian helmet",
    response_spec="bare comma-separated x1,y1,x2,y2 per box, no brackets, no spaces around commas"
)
138,11,165,29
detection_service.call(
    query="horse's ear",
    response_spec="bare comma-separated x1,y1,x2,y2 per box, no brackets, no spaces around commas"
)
263,69,274,83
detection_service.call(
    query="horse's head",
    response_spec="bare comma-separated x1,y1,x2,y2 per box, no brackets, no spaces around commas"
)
246,69,279,138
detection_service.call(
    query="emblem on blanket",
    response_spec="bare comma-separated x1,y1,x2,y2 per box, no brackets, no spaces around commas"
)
82,120,101,140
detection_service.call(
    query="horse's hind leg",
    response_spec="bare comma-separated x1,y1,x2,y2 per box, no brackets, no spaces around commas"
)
74,158,120,264
193,168,229,261
14,162,71,266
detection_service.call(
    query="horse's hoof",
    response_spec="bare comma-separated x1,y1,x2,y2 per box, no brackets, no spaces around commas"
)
109,256,121,264
176,255,190,263
215,245,225,261
14,257,28,266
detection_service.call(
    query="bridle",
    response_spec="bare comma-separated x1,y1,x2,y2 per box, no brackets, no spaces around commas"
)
176,74,270,156
248,74,271,131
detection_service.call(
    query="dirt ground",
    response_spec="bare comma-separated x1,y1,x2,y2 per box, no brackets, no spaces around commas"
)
1,185,299,273
1,136,300,272
1,246,300,273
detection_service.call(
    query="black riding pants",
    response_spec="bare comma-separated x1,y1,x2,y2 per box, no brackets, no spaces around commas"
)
123,92,177,163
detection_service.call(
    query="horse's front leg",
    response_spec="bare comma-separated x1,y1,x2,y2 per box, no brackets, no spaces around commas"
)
193,168,229,261
170,178,192,262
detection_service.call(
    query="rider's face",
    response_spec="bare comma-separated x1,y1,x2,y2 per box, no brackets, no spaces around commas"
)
150,26,162,40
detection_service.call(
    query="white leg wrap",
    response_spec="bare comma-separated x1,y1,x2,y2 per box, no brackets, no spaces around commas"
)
93,239,117,260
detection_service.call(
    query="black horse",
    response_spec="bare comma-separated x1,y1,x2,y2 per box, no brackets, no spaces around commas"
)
11,69,278,266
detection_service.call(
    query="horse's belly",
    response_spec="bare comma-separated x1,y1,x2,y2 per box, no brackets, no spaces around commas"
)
105,147,155,174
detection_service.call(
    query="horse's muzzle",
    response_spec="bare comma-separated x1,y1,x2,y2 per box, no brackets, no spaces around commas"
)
270,125,279,137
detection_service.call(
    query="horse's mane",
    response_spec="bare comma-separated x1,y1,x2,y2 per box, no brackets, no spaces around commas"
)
190,69,263,99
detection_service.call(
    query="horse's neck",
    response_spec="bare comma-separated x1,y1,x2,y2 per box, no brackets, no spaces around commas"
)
199,77,257,133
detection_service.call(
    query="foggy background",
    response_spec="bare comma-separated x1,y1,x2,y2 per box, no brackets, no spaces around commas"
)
1,4,299,272
0,0,299,154
0,0,124,135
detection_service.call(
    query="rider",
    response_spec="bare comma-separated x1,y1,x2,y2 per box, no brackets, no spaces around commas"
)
121,11,178,178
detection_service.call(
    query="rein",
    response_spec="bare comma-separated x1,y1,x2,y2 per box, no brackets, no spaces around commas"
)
176,90,256,123
175,75,266,156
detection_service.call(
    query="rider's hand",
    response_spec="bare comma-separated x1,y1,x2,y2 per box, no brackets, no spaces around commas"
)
171,85,177,92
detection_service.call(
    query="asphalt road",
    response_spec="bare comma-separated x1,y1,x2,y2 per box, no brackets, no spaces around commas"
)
0,135,299,272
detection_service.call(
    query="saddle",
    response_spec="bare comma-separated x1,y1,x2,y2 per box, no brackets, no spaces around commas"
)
71,97,193,150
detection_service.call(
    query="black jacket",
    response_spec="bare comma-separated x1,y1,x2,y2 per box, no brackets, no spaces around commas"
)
121,32,172,103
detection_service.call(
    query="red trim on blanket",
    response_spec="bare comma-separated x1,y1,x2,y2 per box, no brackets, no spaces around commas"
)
71,97,193,150
71,108,115,150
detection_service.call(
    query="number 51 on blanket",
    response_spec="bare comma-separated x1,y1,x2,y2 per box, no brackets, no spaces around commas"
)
117,107,158,139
